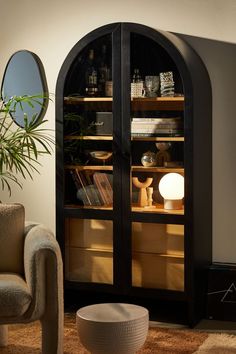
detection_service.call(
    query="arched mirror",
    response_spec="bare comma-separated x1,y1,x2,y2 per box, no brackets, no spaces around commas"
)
1,50,48,127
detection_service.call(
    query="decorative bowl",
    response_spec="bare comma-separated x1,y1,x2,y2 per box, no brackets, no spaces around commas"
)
89,151,112,161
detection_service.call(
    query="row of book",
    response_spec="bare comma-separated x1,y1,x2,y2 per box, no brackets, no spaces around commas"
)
70,169,113,206
131,117,183,136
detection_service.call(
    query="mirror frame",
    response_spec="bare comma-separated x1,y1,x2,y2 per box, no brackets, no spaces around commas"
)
0,50,49,127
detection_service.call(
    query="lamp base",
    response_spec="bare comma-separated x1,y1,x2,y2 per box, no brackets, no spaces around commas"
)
164,199,182,210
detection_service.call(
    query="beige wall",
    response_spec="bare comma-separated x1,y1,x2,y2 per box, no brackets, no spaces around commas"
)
0,0,236,262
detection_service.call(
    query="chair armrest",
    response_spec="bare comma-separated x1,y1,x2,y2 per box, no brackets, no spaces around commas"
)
23,224,63,321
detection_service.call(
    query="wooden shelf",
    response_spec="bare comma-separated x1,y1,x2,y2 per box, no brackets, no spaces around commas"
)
64,96,113,103
64,204,183,215
64,96,184,111
131,136,184,142
65,165,113,171
64,96,184,102
65,135,183,146
132,96,184,102
132,204,184,215
65,204,113,210
66,165,184,173
131,96,184,111
65,135,183,142
64,135,113,141
132,166,184,173
64,97,113,111
67,246,183,259
72,246,113,253
133,251,184,259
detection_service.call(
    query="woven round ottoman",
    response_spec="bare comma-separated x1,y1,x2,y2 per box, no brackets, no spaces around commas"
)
76,303,149,354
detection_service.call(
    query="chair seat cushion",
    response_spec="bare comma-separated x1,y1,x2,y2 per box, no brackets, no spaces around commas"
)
0,274,32,318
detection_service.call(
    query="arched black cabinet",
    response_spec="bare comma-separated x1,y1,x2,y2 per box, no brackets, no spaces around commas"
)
56,23,212,326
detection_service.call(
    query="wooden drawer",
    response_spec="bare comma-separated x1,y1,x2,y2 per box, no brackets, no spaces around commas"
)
65,218,113,250
132,252,184,291
65,246,113,284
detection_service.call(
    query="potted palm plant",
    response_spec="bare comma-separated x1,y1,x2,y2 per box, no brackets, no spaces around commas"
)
0,95,54,195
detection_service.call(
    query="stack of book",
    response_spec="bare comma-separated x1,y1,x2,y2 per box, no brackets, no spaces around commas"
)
131,117,183,136
70,169,113,206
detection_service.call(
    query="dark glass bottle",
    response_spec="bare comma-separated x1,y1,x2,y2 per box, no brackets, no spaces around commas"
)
98,45,110,96
132,68,137,83
132,68,142,82
85,49,98,96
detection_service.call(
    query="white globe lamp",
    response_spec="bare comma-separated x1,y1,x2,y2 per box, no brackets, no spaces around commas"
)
159,173,184,210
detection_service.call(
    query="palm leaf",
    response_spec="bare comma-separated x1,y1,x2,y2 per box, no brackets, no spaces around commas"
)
0,94,54,195
0,172,22,196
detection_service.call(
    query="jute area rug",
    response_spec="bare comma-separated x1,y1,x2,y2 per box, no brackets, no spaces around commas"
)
1,313,236,354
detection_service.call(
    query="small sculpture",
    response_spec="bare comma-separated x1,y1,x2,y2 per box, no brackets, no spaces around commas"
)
159,71,175,97
155,142,171,166
146,187,154,208
132,177,153,207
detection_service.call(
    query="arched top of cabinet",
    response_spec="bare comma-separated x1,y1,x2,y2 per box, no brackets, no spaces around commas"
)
56,22,211,113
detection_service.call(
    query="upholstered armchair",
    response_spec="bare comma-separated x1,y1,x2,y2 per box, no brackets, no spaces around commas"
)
0,203,63,354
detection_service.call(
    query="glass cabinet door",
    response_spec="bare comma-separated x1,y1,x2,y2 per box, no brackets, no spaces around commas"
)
63,34,114,284
132,223,184,290
64,34,113,209
65,218,113,284
129,32,185,291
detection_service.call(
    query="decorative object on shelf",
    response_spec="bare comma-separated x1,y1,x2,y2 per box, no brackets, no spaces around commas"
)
85,49,98,97
64,111,113,136
90,112,113,135
159,172,184,210
131,82,145,98
160,71,175,97
131,68,145,98
132,177,153,207
132,68,142,82
89,151,112,165
144,75,159,97
155,142,171,166
105,80,113,97
141,151,157,167
146,187,154,208
98,44,111,96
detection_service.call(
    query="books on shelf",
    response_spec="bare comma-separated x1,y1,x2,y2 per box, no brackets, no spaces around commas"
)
93,172,113,205
70,169,113,206
131,117,183,136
